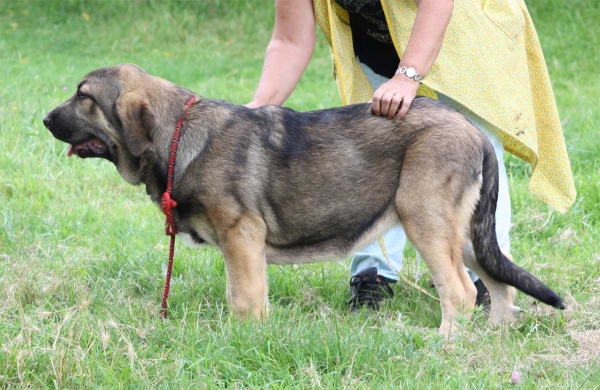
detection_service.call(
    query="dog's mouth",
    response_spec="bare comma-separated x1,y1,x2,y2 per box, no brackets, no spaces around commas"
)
67,137,109,158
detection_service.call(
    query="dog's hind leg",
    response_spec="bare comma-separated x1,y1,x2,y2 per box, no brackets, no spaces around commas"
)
396,192,479,336
216,211,269,320
462,243,521,324
400,214,477,337
396,165,481,337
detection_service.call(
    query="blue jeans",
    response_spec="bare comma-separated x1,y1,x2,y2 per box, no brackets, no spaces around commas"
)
350,62,512,282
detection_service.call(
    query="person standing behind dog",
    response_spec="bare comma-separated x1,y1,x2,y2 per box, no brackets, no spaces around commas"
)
247,0,575,311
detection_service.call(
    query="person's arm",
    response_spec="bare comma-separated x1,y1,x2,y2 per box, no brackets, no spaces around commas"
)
372,0,453,119
246,0,316,108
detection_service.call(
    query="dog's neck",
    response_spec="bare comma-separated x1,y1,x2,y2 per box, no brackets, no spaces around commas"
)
139,151,165,204
131,99,235,209
139,100,207,205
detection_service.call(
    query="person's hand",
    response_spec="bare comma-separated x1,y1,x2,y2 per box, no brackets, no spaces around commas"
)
371,75,420,119
245,101,263,109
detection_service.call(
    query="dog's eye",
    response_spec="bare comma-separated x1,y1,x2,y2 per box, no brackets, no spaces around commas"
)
77,90,89,100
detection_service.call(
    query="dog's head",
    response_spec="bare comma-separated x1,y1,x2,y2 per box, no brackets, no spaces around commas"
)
43,63,191,183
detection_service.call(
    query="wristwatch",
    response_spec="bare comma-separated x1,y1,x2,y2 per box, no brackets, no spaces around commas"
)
395,66,423,84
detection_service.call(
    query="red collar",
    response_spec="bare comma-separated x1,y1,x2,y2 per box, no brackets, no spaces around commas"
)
159,95,197,318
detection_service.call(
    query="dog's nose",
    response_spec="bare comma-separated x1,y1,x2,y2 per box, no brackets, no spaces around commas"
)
43,113,53,129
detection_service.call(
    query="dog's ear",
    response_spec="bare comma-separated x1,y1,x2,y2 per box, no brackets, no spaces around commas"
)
115,92,157,157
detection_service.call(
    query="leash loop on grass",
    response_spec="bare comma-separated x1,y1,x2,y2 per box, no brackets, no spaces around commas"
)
160,95,197,319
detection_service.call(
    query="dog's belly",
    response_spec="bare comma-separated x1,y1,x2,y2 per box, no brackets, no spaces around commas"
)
264,208,399,265
260,160,400,251
178,231,209,249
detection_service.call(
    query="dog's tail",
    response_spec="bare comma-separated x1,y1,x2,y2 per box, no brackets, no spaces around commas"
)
472,142,564,309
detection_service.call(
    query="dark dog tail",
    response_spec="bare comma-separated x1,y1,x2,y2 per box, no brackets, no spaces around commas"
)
472,142,565,309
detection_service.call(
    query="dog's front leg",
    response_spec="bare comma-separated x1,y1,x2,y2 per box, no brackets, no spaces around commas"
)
218,213,269,320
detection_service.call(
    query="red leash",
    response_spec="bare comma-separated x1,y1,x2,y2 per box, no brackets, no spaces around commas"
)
159,95,197,318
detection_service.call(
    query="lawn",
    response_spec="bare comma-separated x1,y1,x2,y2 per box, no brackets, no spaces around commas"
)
0,0,598,388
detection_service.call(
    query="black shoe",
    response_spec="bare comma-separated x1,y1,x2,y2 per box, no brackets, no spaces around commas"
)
348,267,394,311
474,278,491,312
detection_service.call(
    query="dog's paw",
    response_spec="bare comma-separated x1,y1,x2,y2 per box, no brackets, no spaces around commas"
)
488,303,522,325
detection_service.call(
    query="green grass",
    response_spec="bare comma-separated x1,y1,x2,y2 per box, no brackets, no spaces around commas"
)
1,0,599,387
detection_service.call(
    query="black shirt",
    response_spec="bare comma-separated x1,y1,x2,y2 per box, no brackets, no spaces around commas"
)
334,0,399,78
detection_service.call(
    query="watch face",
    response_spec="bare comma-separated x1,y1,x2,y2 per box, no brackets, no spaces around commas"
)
406,67,416,78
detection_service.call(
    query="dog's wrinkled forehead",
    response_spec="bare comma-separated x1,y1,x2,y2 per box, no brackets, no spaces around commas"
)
75,64,153,114
78,67,119,99
79,64,148,97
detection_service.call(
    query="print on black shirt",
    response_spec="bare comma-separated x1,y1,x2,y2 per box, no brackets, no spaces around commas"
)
335,0,400,77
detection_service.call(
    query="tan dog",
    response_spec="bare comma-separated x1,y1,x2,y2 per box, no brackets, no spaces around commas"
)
43,64,564,336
